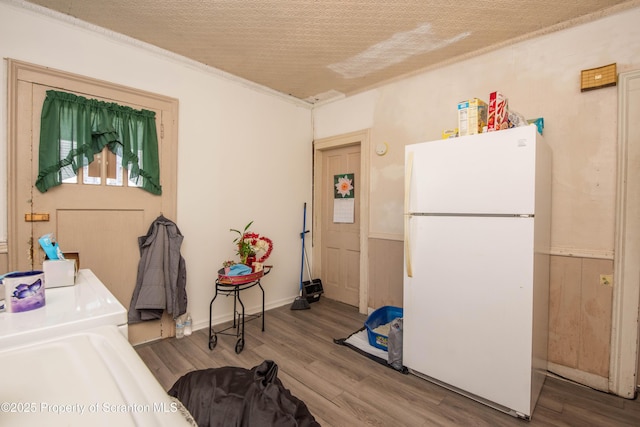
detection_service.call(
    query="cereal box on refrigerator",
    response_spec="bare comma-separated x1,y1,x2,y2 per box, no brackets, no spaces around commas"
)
487,91,509,131
457,98,488,136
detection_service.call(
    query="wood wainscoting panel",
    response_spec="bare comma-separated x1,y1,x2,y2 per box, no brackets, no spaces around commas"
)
0,252,7,275
579,258,614,377
548,255,614,383
549,255,582,368
368,238,403,309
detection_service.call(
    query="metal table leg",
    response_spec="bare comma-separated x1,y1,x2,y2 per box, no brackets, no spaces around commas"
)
259,280,265,331
235,287,245,354
208,287,220,350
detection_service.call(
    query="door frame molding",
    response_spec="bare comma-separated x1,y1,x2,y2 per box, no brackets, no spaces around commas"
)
610,69,640,398
313,129,370,314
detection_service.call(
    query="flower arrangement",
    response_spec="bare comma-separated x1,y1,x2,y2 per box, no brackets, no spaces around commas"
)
230,221,274,265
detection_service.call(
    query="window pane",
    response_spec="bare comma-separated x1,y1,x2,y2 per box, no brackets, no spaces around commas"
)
82,164,100,185
106,150,123,187
84,153,101,185
61,173,77,184
60,139,77,184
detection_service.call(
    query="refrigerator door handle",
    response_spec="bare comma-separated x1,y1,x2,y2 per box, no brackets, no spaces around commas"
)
405,214,413,277
404,152,414,277
404,151,414,214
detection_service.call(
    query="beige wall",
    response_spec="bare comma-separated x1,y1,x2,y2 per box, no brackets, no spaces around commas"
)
315,7,640,388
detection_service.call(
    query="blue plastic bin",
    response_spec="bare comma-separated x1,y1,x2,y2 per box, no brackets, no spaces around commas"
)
364,306,403,350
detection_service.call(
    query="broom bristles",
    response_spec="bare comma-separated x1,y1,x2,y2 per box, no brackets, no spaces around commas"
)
290,295,310,310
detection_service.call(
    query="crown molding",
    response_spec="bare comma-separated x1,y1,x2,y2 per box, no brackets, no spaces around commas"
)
4,0,313,109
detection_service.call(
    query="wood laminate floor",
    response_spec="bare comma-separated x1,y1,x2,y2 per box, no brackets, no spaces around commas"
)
135,298,640,426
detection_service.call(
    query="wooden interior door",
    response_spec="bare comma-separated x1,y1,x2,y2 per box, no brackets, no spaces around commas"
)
320,144,361,306
8,60,178,344
612,69,640,396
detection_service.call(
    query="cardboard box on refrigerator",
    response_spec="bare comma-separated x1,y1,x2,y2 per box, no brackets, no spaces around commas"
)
43,259,77,288
457,98,488,136
487,91,509,131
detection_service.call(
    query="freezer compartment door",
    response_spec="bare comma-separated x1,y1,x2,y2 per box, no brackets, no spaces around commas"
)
405,125,540,215
403,215,535,416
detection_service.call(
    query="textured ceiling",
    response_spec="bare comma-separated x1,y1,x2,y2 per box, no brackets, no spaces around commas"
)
21,0,639,104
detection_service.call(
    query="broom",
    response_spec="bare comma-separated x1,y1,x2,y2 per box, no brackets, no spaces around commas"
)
291,203,311,310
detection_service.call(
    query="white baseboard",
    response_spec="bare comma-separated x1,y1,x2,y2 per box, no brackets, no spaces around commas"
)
191,296,295,332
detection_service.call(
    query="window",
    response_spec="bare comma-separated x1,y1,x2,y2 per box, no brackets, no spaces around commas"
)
36,90,161,194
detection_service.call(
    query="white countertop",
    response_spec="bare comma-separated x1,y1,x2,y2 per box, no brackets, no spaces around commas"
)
0,269,127,348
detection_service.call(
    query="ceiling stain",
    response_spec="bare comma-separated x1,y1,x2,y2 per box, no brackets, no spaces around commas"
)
328,23,471,79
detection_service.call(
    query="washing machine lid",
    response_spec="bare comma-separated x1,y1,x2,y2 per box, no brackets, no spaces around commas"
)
0,269,127,348
0,325,192,426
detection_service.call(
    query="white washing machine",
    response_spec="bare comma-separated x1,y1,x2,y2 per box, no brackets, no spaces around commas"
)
0,270,193,426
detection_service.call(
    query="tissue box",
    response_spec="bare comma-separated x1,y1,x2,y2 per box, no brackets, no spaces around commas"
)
43,259,77,288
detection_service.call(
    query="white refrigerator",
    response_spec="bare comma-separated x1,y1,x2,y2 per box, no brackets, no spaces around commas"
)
403,125,551,419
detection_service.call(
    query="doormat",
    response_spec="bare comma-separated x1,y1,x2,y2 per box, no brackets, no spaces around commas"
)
333,327,408,374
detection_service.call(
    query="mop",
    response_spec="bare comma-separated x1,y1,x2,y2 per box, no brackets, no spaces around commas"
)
291,203,311,310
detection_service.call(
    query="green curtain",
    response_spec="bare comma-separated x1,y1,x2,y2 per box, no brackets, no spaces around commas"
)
36,90,162,195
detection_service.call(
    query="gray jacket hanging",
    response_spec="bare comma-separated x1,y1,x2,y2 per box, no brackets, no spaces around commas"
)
128,215,187,323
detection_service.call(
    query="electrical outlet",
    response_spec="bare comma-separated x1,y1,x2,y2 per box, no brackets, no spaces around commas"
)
600,274,613,287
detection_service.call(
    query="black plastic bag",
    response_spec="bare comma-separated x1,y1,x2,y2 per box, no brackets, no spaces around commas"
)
168,360,320,427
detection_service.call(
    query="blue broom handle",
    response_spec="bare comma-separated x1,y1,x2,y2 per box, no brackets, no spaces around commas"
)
300,202,306,291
